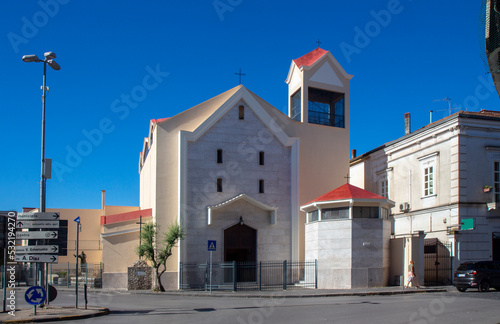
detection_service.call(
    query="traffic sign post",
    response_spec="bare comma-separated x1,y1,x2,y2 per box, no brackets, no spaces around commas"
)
16,245,59,254
17,212,60,221
16,231,58,240
74,217,81,308
16,220,60,229
208,240,216,294
25,286,46,315
15,254,58,263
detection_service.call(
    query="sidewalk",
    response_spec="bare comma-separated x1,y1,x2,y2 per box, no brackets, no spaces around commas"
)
0,286,449,323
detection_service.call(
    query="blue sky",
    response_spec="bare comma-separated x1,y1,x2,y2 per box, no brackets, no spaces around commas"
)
1,0,498,211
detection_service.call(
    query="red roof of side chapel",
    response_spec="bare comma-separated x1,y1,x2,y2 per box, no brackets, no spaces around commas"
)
304,183,386,206
293,48,328,68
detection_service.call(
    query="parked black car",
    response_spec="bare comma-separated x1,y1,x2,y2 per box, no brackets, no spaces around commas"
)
453,261,500,292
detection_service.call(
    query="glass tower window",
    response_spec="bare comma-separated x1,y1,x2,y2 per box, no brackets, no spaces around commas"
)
308,87,345,128
290,90,301,122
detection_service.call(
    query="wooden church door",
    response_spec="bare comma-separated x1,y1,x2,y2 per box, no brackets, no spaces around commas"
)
224,223,256,282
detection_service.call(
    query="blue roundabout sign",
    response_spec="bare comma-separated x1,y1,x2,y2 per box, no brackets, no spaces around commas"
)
25,286,46,305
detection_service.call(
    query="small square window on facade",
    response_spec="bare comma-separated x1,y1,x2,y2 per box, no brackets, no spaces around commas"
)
259,179,265,193
217,178,223,192
217,149,223,164
239,105,244,120
259,151,265,165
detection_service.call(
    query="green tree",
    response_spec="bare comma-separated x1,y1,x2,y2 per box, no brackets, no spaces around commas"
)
136,221,184,292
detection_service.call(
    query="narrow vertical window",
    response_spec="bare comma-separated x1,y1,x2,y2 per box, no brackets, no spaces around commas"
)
217,178,223,192
424,166,434,196
259,179,265,193
259,151,265,165
380,180,388,198
217,149,223,164
239,105,244,120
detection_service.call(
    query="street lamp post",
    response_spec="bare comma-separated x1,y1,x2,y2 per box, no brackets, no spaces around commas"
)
22,52,61,290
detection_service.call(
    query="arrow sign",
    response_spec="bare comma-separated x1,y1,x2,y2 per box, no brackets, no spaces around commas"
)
15,254,58,263
25,286,47,305
16,220,60,229
16,231,58,240
15,245,59,254
17,212,60,221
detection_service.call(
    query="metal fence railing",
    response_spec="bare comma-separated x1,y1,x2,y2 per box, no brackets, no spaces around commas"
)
180,260,317,291
0,263,103,289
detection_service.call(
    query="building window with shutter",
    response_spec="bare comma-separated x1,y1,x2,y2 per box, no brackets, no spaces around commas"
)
419,152,438,198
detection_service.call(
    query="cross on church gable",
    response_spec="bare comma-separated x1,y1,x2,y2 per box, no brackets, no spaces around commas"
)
235,68,246,85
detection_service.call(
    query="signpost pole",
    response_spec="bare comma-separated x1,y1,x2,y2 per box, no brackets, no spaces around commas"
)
3,243,7,312
207,240,216,294
210,250,212,295
75,221,79,309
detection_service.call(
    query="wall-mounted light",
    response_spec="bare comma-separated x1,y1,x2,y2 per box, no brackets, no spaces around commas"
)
239,216,244,226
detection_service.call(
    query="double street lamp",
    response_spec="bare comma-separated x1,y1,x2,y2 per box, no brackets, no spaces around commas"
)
22,52,61,292
22,52,60,213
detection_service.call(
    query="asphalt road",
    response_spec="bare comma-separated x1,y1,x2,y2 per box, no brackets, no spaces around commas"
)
11,288,500,324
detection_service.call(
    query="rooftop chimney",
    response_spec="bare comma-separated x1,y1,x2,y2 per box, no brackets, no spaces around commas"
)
351,149,357,159
404,113,411,135
101,190,106,211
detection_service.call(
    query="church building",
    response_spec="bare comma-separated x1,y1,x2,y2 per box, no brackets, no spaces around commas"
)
102,48,354,289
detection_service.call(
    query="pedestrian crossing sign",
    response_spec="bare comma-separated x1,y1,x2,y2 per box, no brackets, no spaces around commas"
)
208,240,216,251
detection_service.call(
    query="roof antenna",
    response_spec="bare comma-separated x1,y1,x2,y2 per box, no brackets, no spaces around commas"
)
433,97,452,116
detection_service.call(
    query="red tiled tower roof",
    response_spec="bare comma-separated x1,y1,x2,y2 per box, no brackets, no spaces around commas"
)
293,48,328,68
304,183,386,206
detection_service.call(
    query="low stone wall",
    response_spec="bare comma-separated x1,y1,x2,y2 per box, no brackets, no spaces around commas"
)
102,272,127,289
128,261,153,290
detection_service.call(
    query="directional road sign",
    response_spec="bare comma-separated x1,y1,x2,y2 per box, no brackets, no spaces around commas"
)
15,245,59,254
16,220,60,229
17,212,60,221
16,231,58,240
15,254,58,263
208,240,216,251
25,286,47,305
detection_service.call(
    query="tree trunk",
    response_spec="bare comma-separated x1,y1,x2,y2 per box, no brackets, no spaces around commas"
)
155,267,165,292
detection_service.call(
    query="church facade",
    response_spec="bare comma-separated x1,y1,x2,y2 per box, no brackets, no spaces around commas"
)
131,48,353,289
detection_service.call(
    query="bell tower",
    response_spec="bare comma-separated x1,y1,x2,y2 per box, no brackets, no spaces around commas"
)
285,48,353,129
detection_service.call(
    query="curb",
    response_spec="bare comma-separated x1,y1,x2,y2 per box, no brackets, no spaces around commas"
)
2,307,110,323
122,288,448,298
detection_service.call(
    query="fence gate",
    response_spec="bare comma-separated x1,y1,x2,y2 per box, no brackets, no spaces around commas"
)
424,238,452,286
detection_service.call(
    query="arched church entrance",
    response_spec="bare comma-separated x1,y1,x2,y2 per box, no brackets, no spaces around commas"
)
224,223,256,282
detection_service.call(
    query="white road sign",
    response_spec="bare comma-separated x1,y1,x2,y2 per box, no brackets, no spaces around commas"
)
16,231,58,240
16,220,60,229
15,245,59,254
15,254,58,263
17,212,60,221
